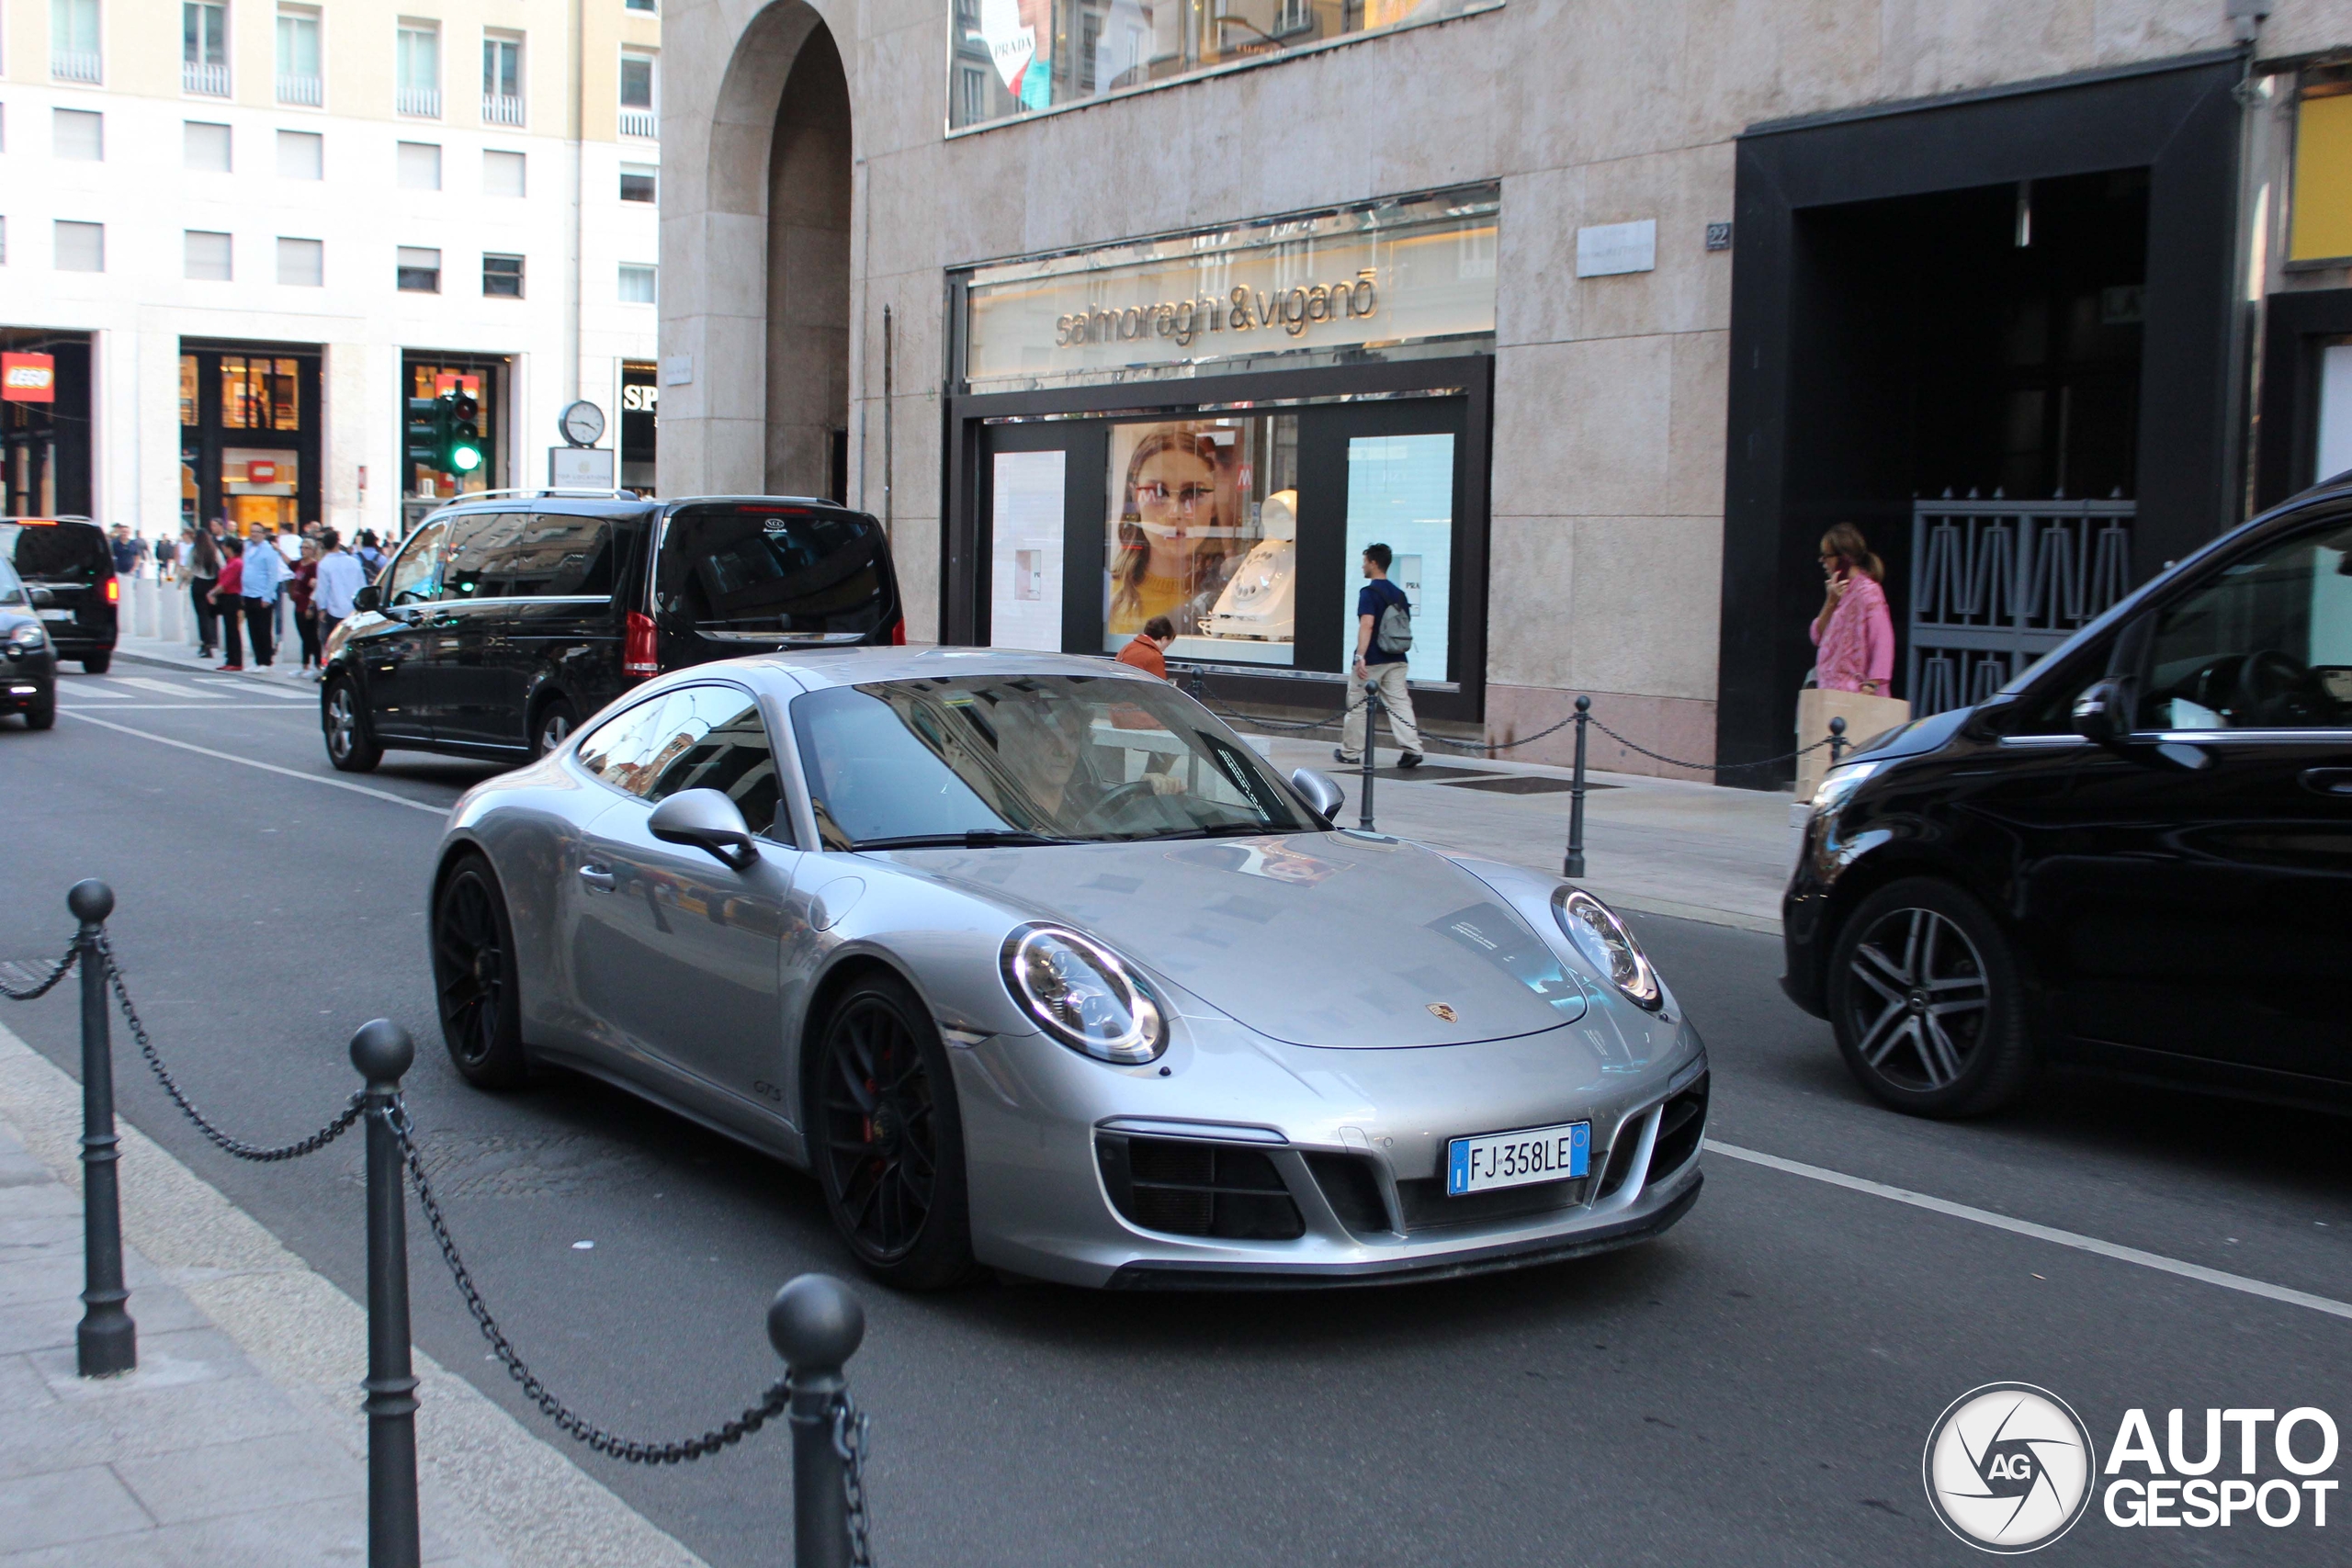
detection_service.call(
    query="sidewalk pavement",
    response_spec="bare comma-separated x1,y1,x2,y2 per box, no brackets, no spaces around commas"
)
0,1021,709,1568
103,615,1803,933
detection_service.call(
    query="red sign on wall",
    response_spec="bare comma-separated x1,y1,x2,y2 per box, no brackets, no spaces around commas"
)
2,354,56,403
248,460,278,483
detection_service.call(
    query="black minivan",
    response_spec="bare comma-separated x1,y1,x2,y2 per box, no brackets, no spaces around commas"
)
1782,483,2352,1118
323,493,903,772
0,517,117,673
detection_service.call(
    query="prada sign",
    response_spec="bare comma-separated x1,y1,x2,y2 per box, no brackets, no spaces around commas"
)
962,187,1498,389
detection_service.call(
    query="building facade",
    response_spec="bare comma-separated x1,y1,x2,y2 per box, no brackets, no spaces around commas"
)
659,0,2352,778
2,0,666,543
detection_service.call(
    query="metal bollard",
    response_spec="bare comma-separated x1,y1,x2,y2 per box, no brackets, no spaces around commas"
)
1357,686,1381,832
1827,715,1849,769
350,1020,421,1568
1563,696,1591,880
769,1274,867,1568
70,880,136,1378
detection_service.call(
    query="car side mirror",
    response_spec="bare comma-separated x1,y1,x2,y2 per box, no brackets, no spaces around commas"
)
352,583,381,613
649,788,759,871
2071,677,2134,750
27,587,52,608
1288,767,1345,822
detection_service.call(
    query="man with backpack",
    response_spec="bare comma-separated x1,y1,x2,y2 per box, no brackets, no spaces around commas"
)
1335,543,1423,769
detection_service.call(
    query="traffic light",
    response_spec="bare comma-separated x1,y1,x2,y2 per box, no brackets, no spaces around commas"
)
405,397,440,468
440,389,483,476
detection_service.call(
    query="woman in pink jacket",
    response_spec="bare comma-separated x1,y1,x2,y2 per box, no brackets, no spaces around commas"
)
1810,523,1894,695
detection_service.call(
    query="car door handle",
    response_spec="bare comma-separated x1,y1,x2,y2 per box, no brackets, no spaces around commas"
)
578,864,616,893
2301,767,2352,797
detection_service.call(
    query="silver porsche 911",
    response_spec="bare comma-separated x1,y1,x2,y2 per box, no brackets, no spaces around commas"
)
428,648,1708,1289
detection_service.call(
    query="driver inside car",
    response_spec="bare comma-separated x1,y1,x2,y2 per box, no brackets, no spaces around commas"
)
989,692,1186,829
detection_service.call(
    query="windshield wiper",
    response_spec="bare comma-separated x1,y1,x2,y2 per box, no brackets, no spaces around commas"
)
852,830,1078,851
1138,821,1295,841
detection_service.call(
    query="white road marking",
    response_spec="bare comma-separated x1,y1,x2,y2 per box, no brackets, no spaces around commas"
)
61,711,448,816
55,682,131,699
1705,1139,2352,1323
107,675,230,699
62,703,312,711
192,678,314,700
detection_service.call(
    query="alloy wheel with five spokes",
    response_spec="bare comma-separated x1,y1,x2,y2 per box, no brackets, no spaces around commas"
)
1829,877,2030,1117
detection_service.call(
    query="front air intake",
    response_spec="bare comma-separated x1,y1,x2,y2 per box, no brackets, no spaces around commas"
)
1649,1072,1709,1177
1096,1135,1305,1241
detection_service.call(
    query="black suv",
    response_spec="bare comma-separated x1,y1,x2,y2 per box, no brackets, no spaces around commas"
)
1783,485,2352,1117
1,518,117,673
323,493,903,772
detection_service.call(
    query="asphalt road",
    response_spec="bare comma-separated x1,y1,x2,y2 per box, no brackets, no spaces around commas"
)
2,658,2346,1566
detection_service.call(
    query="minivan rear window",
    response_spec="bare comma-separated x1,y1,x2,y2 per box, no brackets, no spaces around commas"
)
657,504,886,637
2,522,110,583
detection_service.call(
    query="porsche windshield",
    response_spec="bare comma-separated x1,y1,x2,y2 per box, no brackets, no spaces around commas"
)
792,674,1315,849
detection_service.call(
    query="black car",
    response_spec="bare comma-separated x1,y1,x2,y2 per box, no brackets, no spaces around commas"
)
323,492,904,772
0,551,59,728
1783,485,2352,1117
0,517,116,673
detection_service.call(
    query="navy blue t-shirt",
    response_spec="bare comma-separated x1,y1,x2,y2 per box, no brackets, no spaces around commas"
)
1357,578,1409,665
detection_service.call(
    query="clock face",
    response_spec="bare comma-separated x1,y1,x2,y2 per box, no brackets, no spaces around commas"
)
560,400,605,446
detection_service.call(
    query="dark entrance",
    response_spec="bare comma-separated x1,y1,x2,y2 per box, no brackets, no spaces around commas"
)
1720,53,2244,783
178,343,322,536
2,330,92,519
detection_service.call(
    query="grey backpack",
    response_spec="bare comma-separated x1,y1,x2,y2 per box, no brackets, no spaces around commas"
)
1376,596,1413,653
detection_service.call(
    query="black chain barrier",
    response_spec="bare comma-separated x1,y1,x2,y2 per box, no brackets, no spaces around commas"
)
1584,716,1841,774
99,936,367,1163
0,940,79,1001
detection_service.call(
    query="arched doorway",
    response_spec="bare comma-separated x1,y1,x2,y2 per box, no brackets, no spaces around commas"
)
763,25,850,501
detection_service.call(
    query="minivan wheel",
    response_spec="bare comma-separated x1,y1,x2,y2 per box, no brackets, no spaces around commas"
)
1828,877,2031,1118
433,855,530,1089
81,653,111,675
810,974,978,1291
532,696,580,759
323,676,382,773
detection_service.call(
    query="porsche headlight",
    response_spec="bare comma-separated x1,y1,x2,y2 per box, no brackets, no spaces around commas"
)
1807,759,1884,818
5,623,45,651
1000,924,1168,1065
1553,889,1662,1010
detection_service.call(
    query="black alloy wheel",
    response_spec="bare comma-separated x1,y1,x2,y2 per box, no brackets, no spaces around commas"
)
1829,876,2031,1118
811,974,976,1290
532,696,580,760
323,675,383,772
432,856,530,1089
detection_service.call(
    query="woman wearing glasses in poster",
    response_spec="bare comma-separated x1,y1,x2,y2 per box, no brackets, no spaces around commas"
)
1108,429,1239,638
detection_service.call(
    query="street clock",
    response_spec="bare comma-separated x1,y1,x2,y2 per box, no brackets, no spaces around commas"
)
559,400,605,448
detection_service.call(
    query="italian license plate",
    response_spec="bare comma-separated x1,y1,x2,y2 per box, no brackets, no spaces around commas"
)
1446,1121,1589,1196
38,609,73,622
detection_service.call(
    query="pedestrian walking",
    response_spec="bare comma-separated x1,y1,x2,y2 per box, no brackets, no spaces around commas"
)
187,526,223,658
156,531,180,582
1336,543,1423,768
237,531,288,668
289,538,323,672
1115,615,1176,680
312,528,366,662
355,530,386,579
209,544,246,670
1808,523,1894,695
108,525,138,576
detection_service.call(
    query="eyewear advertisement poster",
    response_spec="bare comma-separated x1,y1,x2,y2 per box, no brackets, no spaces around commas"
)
1342,434,1453,683
1104,416,1298,666
989,449,1068,652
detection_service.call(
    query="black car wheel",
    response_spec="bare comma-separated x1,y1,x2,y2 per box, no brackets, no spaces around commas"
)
1829,877,2031,1118
811,973,976,1290
323,675,383,773
432,855,530,1089
532,696,580,760
81,653,110,675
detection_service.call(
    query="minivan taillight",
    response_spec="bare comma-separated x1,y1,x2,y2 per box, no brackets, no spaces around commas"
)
624,611,659,676
104,576,119,605
889,616,906,646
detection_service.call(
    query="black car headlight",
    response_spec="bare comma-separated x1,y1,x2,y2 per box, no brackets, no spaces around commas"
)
1000,923,1168,1065
1807,759,1885,819
5,623,45,652
1552,889,1662,1010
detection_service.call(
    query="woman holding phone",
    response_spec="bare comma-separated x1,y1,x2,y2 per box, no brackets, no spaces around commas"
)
1810,522,1894,696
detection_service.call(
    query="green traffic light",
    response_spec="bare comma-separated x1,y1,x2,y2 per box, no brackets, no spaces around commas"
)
451,445,483,473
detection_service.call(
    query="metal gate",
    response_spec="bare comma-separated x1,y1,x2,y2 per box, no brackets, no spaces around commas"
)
1907,495,2135,716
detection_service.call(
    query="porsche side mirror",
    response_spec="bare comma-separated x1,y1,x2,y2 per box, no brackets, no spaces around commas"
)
649,788,759,872
1289,767,1345,822
352,583,381,613
2071,677,2133,750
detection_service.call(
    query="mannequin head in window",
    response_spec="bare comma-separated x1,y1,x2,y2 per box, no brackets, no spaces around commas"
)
1111,431,1229,634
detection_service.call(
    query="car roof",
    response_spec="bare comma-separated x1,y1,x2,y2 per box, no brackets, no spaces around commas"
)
694,646,1157,694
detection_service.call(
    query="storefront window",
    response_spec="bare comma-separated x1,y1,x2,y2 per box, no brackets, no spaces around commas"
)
179,355,198,427
1105,415,1297,665
946,0,1501,131
1342,433,1452,682
220,355,300,431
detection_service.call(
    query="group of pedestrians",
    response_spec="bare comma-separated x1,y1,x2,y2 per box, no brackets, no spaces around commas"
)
177,518,382,675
